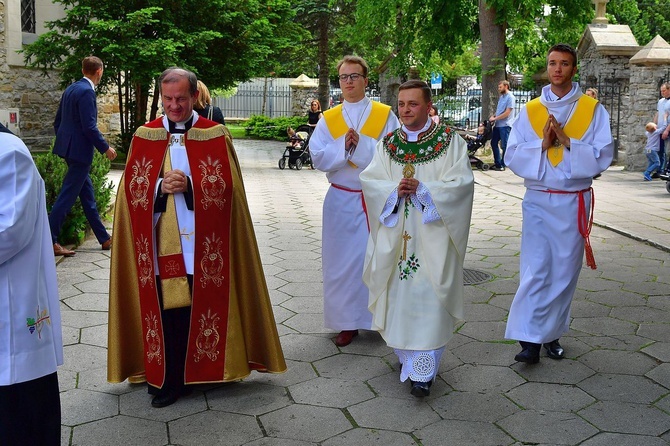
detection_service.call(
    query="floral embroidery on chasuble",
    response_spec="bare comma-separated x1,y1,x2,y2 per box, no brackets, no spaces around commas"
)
383,123,453,281
124,120,234,386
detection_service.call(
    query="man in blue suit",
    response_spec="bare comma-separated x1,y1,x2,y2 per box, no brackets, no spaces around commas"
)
49,56,117,257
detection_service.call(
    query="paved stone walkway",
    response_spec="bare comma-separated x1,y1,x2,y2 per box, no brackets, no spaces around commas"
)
56,139,670,445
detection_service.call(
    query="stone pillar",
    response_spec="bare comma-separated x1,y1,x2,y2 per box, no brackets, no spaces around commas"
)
628,36,670,171
592,0,609,25
289,74,318,117
577,23,639,165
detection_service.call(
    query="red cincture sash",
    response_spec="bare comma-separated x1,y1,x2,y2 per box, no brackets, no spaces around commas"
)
124,119,234,387
542,187,597,270
331,183,369,232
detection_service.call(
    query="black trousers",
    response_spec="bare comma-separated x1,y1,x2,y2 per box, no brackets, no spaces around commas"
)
0,372,61,446
149,276,192,395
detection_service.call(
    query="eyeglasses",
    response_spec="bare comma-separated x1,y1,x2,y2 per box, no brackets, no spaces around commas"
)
338,73,364,82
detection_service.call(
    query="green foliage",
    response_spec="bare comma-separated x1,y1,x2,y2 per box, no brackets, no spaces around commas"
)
245,115,308,140
23,0,299,153
608,0,670,45
33,150,114,245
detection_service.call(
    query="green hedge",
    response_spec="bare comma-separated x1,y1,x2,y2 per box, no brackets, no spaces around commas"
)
245,115,308,140
33,149,114,245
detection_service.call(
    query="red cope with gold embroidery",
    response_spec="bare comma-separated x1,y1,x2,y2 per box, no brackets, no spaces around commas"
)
124,119,233,387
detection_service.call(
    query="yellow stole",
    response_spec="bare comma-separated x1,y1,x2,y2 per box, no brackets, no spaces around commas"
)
526,95,598,166
323,101,392,141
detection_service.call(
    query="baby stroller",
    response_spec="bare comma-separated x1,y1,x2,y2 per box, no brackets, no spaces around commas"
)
465,120,493,171
279,124,313,170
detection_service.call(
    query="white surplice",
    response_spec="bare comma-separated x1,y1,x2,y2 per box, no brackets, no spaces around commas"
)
0,133,63,385
504,83,614,344
310,97,400,330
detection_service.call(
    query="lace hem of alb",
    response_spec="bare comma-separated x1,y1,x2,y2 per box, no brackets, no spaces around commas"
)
395,347,445,383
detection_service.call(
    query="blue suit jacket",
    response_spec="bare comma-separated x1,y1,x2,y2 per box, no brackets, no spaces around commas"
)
53,78,109,164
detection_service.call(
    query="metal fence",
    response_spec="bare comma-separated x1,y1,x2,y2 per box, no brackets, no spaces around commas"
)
213,80,293,119
434,85,537,130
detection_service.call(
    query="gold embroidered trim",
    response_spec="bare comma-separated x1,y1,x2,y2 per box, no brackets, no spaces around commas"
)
188,125,228,141
135,126,168,141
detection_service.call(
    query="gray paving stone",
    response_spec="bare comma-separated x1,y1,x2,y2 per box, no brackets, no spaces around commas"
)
570,299,612,317
58,368,77,392
647,295,670,311
578,374,668,404
322,428,418,446
80,323,108,347
61,325,80,346
272,305,295,324
248,359,318,387
578,349,658,375
430,390,519,422
282,313,327,333
579,432,669,446
498,410,599,444
78,367,139,395
59,310,108,328
584,289,648,307
643,342,670,362
265,275,288,291
70,415,167,446
512,358,596,385
62,292,109,311
281,296,324,313
611,306,670,324
446,364,525,393
415,419,515,446
456,320,508,342
367,371,452,400
276,270,322,283
623,281,668,296
452,340,518,366
73,278,110,293
245,438,316,446
260,404,351,443
84,267,112,280
506,382,595,411
348,397,441,432
579,400,670,435
580,334,656,351
61,343,108,372
571,316,638,336
647,363,670,389
119,387,207,422
60,388,119,426
279,333,339,362
313,353,391,381
339,330,393,357
169,411,263,445
463,303,508,321
207,381,290,415
278,281,323,297
290,377,375,407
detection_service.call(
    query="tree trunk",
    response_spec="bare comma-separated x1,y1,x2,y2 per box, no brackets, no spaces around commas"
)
479,0,507,120
317,10,330,110
149,78,160,122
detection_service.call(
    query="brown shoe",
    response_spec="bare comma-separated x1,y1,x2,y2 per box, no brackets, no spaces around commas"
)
101,238,112,250
53,243,75,257
334,330,359,347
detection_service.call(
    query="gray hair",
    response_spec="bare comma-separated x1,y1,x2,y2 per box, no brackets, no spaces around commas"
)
158,67,198,95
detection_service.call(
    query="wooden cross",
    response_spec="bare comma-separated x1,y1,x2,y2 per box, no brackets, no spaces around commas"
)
402,231,412,260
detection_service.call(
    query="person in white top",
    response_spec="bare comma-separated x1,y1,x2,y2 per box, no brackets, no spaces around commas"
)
309,56,400,347
0,124,63,445
504,43,613,364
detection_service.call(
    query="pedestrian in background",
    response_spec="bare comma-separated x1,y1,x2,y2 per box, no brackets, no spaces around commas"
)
643,121,664,181
194,80,226,125
49,56,117,257
489,80,516,171
654,82,670,175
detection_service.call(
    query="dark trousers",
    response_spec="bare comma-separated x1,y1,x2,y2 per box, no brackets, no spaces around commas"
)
149,276,192,395
490,125,511,168
49,159,110,244
660,137,667,173
0,372,61,446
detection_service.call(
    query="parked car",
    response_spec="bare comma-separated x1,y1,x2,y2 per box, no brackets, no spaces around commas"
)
454,107,482,129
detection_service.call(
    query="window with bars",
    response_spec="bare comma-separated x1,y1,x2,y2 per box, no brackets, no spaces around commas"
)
21,0,36,33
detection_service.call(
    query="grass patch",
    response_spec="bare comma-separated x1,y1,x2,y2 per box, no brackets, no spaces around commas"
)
227,123,248,139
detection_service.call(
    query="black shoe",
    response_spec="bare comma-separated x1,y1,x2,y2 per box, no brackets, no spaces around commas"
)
492,165,505,171
652,172,661,179
409,380,432,397
151,389,180,408
514,341,540,364
543,339,565,360
593,173,602,179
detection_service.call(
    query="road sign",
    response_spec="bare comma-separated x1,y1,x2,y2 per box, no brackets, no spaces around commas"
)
431,73,442,90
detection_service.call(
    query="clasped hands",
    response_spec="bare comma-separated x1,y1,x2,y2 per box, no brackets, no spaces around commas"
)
161,169,188,194
541,114,570,152
345,128,359,155
398,178,419,198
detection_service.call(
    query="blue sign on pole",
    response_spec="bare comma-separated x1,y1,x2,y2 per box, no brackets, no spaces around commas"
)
431,73,442,90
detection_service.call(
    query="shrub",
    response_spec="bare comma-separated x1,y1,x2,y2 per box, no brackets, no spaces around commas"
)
33,148,114,245
245,115,308,140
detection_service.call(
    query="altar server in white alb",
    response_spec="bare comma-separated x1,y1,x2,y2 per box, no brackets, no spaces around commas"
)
504,43,613,364
309,55,399,347
0,124,63,446
361,80,474,397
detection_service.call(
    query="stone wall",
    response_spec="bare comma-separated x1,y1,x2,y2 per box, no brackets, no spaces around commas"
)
291,86,318,117
627,65,669,170
1,1,120,151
